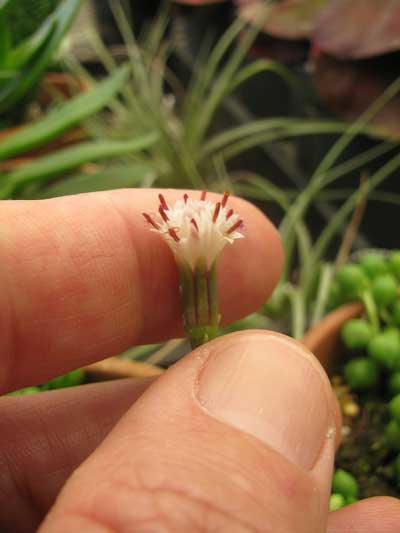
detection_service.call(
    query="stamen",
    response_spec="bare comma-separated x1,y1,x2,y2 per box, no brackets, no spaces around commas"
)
168,227,180,242
183,193,189,204
200,190,207,201
222,191,230,208
191,218,199,232
226,208,234,220
159,193,169,211
143,212,160,230
213,202,221,223
227,219,243,235
159,206,169,223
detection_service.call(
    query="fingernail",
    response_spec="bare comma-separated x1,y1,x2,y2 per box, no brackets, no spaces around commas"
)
197,332,335,470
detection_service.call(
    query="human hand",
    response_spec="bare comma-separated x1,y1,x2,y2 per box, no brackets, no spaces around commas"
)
0,190,398,532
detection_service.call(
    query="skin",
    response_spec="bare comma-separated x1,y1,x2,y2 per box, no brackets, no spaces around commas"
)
0,189,398,532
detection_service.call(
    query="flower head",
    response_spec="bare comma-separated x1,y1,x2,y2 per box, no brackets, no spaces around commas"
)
143,191,245,348
143,191,244,271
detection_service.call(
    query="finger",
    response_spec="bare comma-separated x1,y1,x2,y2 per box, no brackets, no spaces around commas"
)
0,378,154,533
327,497,400,533
0,189,283,393
41,331,337,533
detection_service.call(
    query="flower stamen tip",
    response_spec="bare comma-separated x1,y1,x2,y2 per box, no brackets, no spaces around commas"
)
222,191,230,208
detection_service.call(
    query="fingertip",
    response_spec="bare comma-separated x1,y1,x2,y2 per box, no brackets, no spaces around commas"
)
328,496,400,533
218,197,283,324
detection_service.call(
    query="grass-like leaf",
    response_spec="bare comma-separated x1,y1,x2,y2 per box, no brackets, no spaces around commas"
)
0,132,158,198
0,0,81,115
36,163,155,198
0,64,130,160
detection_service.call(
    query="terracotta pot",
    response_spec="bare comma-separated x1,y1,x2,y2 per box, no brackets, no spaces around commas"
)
302,301,364,371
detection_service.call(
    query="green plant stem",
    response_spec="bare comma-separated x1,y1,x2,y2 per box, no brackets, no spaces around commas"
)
302,151,400,298
285,284,306,340
280,77,400,279
311,263,334,326
361,290,379,334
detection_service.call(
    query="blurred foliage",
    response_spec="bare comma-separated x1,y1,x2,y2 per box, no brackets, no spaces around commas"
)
0,0,81,124
0,65,162,197
7,368,85,395
4,0,62,45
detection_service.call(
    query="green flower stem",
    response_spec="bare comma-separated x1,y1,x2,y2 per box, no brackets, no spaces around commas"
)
179,260,220,349
195,260,209,327
179,263,196,330
208,263,219,326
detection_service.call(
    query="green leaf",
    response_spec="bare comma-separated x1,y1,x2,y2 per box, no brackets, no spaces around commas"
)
0,9,11,68
0,132,159,198
0,0,82,115
36,163,155,198
8,11,55,68
0,64,130,160
0,0,12,13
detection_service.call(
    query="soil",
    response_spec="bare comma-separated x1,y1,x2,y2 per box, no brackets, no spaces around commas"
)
336,397,398,498
330,338,400,499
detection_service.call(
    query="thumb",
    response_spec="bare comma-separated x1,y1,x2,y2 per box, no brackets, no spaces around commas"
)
40,331,337,533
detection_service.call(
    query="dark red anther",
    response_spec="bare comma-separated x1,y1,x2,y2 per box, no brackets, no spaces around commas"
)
190,218,199,232
159,206,169,222
227,219,243,235
226,208,234,220
159,193,169,211
183,193,189,204
142,213,160,230
212,202,221,223
200,190,207,201
221,191,230,208
168,227,180,242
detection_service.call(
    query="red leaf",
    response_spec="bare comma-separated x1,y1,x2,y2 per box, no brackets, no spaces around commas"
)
237,0,327,40
173,0,226,4
314,0,400,59
314,53,400,139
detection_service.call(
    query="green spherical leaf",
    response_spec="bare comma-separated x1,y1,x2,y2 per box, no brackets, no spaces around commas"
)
360,253,388,279
329,493,346,511
385,419,400,451
327,281,343,309
368,331,400,370
389,372,400,396
337,265,369,300
391,301,400,327
395,453,400,488
341,319,373,350
389,394,400,424
389,251,400,279
372,274,398,308
332,469,359,498
344,357,379,390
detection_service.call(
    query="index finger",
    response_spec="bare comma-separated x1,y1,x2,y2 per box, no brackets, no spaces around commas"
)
0,189,283,393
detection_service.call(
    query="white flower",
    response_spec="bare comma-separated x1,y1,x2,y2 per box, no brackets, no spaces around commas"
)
143,191,244,271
